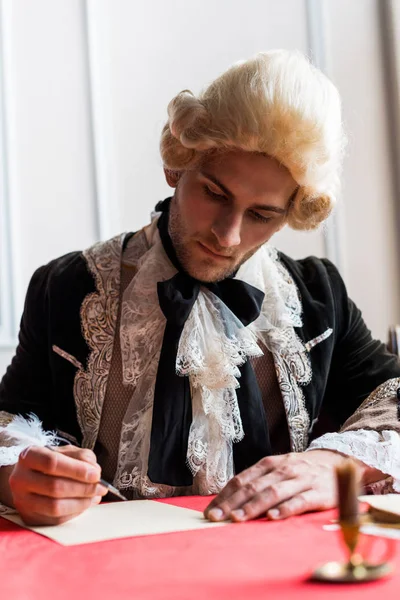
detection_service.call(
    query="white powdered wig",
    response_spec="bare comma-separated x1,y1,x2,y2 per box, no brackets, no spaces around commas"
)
160,49,347,231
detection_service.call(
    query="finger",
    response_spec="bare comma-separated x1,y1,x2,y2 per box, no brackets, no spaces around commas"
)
91,495,102,506
14,492,93,522
19,446,101,484
18,510,86,527
204,456,276,518
52,446,98,465
228,478,309,522
11,468,108,499
206,470,292,522
267,489,335,520
16,494,103,527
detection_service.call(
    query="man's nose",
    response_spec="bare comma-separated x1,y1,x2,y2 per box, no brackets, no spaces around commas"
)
211,213,242,248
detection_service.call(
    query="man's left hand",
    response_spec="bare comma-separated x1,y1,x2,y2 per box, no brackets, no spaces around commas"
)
204,450,362,522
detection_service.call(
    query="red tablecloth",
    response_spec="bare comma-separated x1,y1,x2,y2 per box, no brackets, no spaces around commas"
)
0,496,399,600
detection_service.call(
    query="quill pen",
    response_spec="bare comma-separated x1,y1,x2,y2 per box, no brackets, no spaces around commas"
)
0,414,127,501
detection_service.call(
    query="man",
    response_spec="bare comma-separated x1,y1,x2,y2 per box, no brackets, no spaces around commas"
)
0,50,399,526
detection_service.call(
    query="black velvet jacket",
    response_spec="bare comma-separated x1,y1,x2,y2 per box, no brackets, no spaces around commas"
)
1,233,400,452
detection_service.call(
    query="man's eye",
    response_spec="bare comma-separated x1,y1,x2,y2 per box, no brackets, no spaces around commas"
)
203,185,226,200
249,211,272,224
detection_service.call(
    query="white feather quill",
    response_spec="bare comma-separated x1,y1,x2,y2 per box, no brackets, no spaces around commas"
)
0,413,128,501
0,413,59,447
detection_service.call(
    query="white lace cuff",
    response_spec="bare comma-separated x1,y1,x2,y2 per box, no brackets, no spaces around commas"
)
0,443,28,467
0,413,59,468
307,429,400,492
0,448,16,515
0,413,59,516
0,502,16,515
0,429,29,516
0,424,50,468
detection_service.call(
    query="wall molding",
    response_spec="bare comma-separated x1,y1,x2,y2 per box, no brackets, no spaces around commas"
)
82,0,121,241
305,0,347,275
379,0,400,258
0,1,15,347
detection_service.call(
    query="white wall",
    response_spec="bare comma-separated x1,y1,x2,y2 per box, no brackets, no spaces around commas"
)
0,0,98,373
327,0,400,342
87,0,325,258
85,0,400,338
0,0,399,376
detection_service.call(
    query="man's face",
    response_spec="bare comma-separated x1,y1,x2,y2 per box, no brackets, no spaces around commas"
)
166,150,297,282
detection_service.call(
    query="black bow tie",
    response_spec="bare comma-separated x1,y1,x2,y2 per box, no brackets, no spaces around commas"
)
147,198,271,487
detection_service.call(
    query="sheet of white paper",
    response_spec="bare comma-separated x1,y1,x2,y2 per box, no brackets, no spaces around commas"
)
322,495,400,540
358,494,400,517
2,500,228,546
323,523,400,540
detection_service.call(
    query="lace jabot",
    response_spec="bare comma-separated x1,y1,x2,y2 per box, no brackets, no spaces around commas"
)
113,215,310,497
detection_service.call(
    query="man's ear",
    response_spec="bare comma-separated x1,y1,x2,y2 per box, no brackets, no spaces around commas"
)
164,169,182,188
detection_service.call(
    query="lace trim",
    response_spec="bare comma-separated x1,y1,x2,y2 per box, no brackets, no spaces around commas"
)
0,411,19,467
0,444,22,467
73,234,126,449
272,350,310,452
305,328,333,352
366,477,397,495
0,411,13,427
52,345,83,370
0,410,17,514
307,429,400,492
114,223,315,495
115,230,180,497
0,414,70,516
246,250,313,453
0,503,16,515
0,413,59,466
178,289,263,486
72,221,317,495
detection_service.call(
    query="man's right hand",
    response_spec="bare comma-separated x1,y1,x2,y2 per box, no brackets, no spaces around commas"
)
8,445,108,525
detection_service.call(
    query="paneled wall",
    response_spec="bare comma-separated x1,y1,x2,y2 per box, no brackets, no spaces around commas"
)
0,0,399,376
327,0,400,347
0,0,99,376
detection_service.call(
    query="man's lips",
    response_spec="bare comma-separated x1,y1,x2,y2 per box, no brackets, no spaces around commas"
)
197,242,232,260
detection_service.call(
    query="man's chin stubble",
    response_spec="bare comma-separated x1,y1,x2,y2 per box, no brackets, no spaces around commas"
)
173,247,234,282
179,260,234,283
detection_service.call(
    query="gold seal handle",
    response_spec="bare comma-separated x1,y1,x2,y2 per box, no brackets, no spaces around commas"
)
311,459,394,583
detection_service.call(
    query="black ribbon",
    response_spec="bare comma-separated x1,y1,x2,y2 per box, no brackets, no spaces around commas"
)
147,198,271,486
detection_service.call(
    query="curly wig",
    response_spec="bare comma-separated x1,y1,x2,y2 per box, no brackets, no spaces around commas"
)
160,50,347,230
